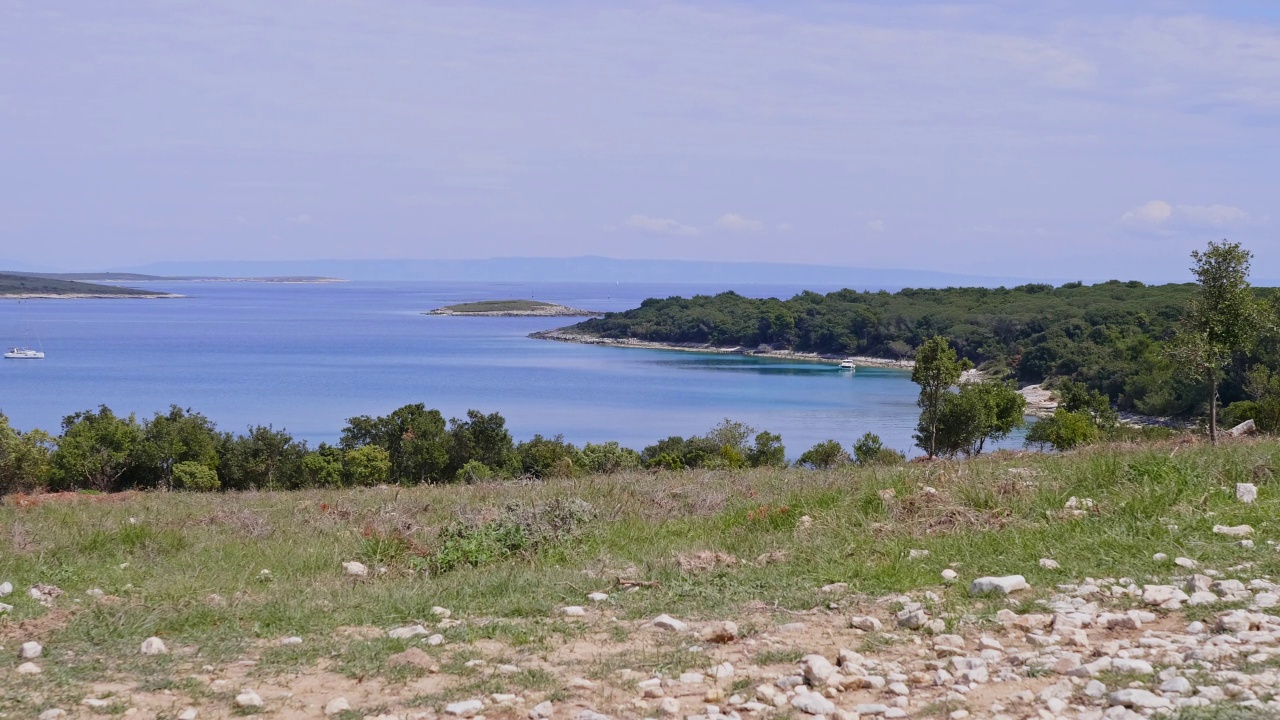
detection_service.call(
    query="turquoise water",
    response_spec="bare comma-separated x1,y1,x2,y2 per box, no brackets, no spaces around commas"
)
0,282,1025,457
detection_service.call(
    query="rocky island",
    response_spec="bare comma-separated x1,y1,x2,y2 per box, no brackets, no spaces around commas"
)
426,300,602,317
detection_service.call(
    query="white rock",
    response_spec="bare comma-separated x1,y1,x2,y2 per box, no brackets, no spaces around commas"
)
1084,680,1107,698
0,602,11,613
1039,558,1060,570
38,711,67,720
791,692,836,716
1153,553,1169,562
82,699,110,709
324,697,351,715
1111,658,1153,675
20,641,43,659
431,606,452,618
801,654,835,685
1108,689,1170,709
140,636,168,655
388,624,430,639
1142,585,1189,606
445,700,484,717
1237,483,1258,503
427,634,444,646
588,592,609,602
235,690,263,708
562,606,587,617
17,661,42,674
530,701,555,719
969,575,1029,596
1214,524,1254,538
896,608,929,629
1160,677,1192,694
652,614,689,632
821,582,848,593
0,581,11,596
280,636,303,646
850,616,883,632
1174,557,1198,569
941,568,958,582
342,561,369,576
1188,591,1219,606
178,709,198,720
908,549,930,559
658,697,681,716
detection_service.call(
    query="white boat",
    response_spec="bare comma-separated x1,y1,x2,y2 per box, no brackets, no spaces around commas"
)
839,358,856,370
4,347,44,360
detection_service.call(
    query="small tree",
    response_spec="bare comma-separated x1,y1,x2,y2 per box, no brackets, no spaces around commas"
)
344,445,392,486
797,440,848,469
932,380,1027,458
852,432,905,466
1170,240,1264,444
747,431,787,468
912,336,973,458
1025,408,1099,451
50,406,143,492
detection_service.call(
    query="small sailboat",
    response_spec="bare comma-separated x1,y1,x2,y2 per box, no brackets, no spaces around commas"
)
4,347,44,360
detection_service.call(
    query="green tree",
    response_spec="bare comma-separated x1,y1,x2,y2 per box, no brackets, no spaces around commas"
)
1171,240,1265,444
172,461,221,491
341,404,451,484
50,406,143,492
797,439,848,469
448,410,516,476
301,445,344,487
217,425,308,490
344,444,392,486
747,431,787,467
1025,408,1099,451
931,381,1027,458
516,434,579,478
1056,380,1118,429
0,413,52,495
136,406,221,490
576,441,641,474
912,336,973,458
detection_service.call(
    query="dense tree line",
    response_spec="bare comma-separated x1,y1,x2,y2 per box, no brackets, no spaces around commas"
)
567,280,1280,417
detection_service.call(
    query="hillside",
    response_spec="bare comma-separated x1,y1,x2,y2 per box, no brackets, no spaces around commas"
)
0,439,1276,717
0,272,172,298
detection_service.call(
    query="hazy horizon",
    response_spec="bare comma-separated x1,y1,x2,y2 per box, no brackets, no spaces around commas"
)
2,2,1278,278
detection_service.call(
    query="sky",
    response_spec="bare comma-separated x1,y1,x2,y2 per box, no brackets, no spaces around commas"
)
1,1,1279,281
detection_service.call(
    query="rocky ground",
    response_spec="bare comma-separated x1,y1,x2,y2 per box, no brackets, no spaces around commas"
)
9,543,1280,719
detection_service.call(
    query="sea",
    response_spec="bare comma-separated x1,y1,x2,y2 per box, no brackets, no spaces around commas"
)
0,281,1028,458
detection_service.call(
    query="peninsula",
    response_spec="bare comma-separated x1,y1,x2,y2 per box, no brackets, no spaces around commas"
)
427,300,601,317
0,272,177,299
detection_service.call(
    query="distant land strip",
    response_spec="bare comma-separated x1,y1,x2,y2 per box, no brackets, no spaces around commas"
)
428,300,602,317
0,273,178,298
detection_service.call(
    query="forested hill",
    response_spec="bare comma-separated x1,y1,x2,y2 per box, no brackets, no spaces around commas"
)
0,272,168,297
563,282,1280,416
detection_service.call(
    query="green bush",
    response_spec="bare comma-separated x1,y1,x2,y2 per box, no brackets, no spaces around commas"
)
344,444,392,486
852,433,905,466
172,461,220,492
1025,409,1099,451
455,459,497,483
427,499,594,574
576,441,641,474
797,440,848,469
516,434,579,478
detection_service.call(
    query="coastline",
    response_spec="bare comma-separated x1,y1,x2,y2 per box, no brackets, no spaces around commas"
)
528,329,913,369
430,306,602,318
0,292,183,300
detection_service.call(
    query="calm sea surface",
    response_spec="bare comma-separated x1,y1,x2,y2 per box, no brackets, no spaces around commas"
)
0,282,1026,458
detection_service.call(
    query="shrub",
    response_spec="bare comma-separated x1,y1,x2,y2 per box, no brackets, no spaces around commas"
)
172,461,220,492
576,441,641,474
0,414,52,496
344,444,392,486
1025,409,1099,451
455,459,496,483
427,499,594,574
797,440,848,469
748,431,787,467
301,446,343,487
852,432,905,466
516,434,579,478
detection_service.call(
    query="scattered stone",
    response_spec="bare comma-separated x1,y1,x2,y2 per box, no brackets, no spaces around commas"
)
698,621,738,643
896,608,929,630
178,709,198,720
1160,676,1192,694
1084,680,1107,698
82,698,110,709
530,701,555,719
1174,557,1198,569
969,575,1029,596
791,692,836,716
1108,689,1171,710
941,569,958,582
1237,483,1259,503
562,606,587,617
280,636,303,646
445,700,484,717
38,711,67,720
235,690,264,708
0,602,11,613
908,549,930,559
1141,585,1190,606
342,561,369,577
658,697,680,716
1214,524,1254,538
17,662,42,675
140,636,168,655
389,624,431,639
652,614,689,632
0,581,11,596
850,616,883,632
1153,552,1168,562
20,641,42,659
1039,558,1060,570
427,633,445,646
822,582,848,593
574,711,610,720
801,654,835,685
588,592,609,602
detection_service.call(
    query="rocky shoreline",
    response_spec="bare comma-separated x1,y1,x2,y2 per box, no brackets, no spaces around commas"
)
430,305,602,318
529,330,914,369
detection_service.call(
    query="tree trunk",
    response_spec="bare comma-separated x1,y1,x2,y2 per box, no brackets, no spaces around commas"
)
1209,368,1218,446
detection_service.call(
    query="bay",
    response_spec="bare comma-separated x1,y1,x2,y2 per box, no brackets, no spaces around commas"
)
0,281,1027,457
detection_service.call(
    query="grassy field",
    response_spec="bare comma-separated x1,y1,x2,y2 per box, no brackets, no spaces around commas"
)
2,438,1278,717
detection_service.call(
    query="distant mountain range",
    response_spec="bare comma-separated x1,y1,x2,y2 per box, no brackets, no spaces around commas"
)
112,257,1071,288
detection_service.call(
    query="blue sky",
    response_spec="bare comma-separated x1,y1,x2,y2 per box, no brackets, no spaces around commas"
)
1,1,1278,280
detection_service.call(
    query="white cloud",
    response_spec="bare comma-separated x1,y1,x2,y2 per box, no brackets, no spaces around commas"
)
867,219,886,232
623,214,700,236
714,213,766,233
1120,200,1254,233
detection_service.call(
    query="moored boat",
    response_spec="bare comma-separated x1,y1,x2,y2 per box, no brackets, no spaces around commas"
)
4,347,44,359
